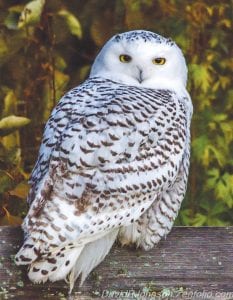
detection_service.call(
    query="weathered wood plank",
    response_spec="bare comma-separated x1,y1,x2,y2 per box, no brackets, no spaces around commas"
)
0,226,232,299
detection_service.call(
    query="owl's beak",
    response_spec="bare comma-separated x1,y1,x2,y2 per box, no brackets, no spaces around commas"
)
136,67,143,83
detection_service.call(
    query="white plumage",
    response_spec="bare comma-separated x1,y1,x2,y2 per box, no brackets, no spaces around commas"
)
15,30,193,291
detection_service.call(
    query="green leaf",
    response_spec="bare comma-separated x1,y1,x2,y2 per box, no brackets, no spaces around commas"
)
189,63,212,93
55,55,67,71
215,173,233,208
192,135,209,166
57,10,82,38
192,213,207,226
192,135,227,167
0,115,31,136
177,209,192,225
210,202,228,217
174,34,188,52
212,114,227,122
219,122,233,144
18,0,45,29
208,145,226,167
219,75,231,89
0,171,14,194
206,168,219,188
4,11,20,30
201,200,231,226
226,89,233,111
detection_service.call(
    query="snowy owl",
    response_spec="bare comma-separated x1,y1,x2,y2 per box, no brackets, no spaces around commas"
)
15,30,193,291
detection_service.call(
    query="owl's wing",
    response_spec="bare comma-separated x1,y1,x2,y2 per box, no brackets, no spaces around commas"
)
17,78,191,284
28,86,80,204
118,145,191,250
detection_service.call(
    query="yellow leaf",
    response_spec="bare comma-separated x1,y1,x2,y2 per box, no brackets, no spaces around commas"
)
206,6,213,16
206,53,215,62
218,19,231,28
212,81,220,92
2,90,17,116
9,181,29,199
0,115,31,136
18,0,45,29
58,10,82,39
0,207,22,226
209,36,218,48
42,70,69,121
219,75,231,89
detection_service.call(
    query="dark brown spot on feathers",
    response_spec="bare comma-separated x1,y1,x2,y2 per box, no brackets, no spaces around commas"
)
51,224,61,232
86,183,97,189
109,133,120,141
65,260,70,266
24,244,33,249
65,224,74,232
80,158,92,167
32,179,53,217
59,213,68,220
33,247,41,256
75,190,92,214
147,181,152,189
101,140,114,147
58,235,66,242
87,140,100,148
98,156,108,163
98,202,104,208
48,258,57,264
110,150,118,156
80,146,93,154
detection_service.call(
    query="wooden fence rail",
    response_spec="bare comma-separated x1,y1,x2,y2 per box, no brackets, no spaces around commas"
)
0,226,232,299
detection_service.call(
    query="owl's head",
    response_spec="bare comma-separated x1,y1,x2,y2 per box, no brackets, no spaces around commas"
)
90,30,188,91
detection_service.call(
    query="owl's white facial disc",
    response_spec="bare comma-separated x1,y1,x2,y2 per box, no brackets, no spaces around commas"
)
90,30,188,92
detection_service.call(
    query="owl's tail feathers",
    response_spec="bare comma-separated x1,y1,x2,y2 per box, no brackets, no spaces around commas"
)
15,240,84,285
28,245,84,284
27,229,118,293
15,239,39,265
68,228,119,291
15,229,118,293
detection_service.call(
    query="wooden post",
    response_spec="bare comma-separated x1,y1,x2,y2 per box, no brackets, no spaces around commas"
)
0,226,232,299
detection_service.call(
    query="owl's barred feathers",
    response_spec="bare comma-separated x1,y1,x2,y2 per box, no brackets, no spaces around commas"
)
15,30,192,291
113,30,174,45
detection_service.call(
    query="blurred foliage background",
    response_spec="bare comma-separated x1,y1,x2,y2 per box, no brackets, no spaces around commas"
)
0,0,232,226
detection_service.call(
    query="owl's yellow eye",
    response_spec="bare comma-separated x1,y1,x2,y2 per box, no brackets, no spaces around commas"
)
119,54,132,63
152,57,166,65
